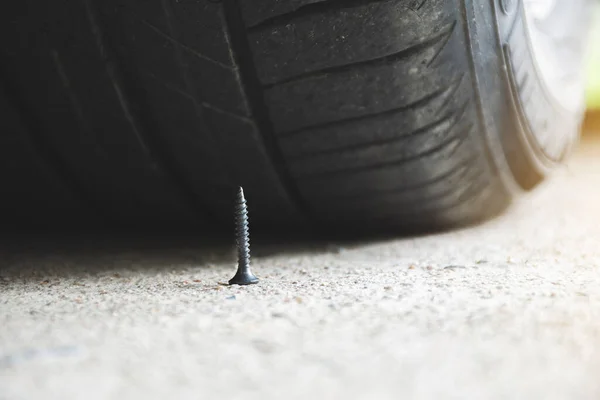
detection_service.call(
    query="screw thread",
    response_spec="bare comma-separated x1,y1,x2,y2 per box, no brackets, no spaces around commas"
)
235,187,250,270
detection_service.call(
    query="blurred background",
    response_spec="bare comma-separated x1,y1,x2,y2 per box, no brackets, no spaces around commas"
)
584,1,600,134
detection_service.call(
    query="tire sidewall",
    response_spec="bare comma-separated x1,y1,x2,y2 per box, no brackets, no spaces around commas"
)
463,0,589,192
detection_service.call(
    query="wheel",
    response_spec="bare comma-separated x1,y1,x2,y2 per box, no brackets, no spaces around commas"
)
0,0,591,232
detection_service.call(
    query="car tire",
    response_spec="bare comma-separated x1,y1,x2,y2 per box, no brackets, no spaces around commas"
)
0,0,591,232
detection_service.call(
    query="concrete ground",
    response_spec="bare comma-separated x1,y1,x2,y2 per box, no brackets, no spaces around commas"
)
2,137,600,400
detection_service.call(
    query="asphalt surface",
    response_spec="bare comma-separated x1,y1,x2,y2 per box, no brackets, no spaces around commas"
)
2,137,600,400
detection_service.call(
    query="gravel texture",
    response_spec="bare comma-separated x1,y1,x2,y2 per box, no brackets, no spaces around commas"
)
1,139,600,400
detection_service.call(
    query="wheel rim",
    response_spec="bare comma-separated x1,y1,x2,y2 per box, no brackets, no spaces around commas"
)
523,0,587,112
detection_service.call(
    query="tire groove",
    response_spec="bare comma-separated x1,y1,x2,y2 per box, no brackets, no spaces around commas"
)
287,109,459,161
446,122,473,159
316,159,474,202
366,172,489,223
222,0,313,219
427,20,456,67
199,101,254,123
140,18,235,70
279,75,462,137
295,108,469,180
263,21,456,89
247,0,391,30
142,68,253,122
408,0,429,11
438,72,465,112
332,164,484,212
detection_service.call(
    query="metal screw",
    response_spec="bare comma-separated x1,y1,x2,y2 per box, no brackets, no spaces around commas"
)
229,187,259,285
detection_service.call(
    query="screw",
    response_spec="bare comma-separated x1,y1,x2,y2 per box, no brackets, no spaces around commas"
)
229,187,259,285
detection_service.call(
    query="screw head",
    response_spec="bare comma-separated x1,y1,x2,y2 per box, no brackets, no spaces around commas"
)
228,268,259,285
